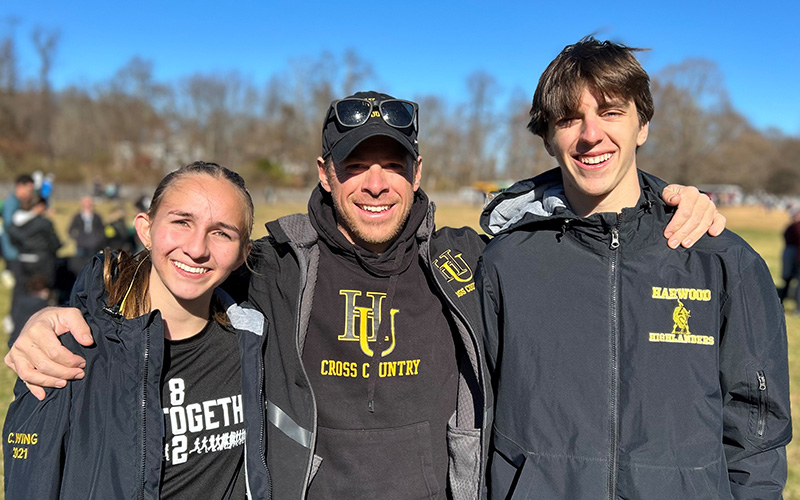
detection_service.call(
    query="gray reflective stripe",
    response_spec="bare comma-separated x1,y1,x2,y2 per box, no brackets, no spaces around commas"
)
243,441,252,500
266,400,312,449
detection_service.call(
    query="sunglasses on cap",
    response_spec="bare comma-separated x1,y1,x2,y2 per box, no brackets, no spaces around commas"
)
332,98,418,131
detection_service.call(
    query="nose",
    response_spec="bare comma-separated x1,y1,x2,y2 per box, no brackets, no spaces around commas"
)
578,115,603,146
183,228,211,262
362,164,390,197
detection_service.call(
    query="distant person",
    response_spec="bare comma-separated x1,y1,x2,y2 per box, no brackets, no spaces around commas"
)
9,274,51,347
779,207,800,312
6,195,62,291
68,195,105,259
2,174,37,317
104,204,135,253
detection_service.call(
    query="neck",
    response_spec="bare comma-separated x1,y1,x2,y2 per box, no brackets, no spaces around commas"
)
337,224,392,255
564,170,642,217
148,282,212,341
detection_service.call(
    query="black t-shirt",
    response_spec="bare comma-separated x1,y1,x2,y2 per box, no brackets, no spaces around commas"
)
303,241,459,499
159,320,247,499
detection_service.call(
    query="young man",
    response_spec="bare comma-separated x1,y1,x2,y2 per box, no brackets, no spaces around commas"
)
479,37,791,499
7,91,723,499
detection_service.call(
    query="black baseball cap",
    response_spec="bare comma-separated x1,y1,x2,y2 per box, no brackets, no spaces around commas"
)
321,90,419,165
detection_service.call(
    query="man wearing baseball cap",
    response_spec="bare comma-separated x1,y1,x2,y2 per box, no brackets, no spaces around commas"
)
7,90,725,499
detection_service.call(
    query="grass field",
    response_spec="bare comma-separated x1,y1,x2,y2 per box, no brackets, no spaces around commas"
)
0,200,798,497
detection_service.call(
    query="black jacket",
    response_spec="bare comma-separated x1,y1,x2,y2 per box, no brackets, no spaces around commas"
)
247,187,492,499
3,255,272,499
478,169,791,499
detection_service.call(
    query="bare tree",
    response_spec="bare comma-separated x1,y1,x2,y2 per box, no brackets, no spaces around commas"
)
642,59,731,184
31,27,59,167
463,71,498,181
501,89,553,182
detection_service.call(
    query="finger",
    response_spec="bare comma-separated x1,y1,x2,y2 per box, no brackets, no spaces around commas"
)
26,307,94,346
663,195,699,247
661,185,682,207
24,381,51,402
53,308,94,346
708,212,726,236
680,201,716,248
20,342,86,380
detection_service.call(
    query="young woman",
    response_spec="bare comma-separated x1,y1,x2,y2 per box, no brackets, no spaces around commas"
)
3,162,267,499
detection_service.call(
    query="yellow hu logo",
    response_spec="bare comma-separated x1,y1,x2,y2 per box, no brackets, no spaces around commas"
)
671,299,691,335
338,290,397,357
434,249,473,283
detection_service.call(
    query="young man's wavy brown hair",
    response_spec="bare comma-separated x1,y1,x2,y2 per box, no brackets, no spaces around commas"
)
528,36,654,138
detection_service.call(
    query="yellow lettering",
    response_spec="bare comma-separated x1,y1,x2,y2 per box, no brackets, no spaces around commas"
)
652,287,661,298
362,362,369,378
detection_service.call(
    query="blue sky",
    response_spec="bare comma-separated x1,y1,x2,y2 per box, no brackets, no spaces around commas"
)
4,0,799,136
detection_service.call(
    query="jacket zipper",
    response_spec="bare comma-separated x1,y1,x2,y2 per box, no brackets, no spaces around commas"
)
607,219,621,500
139,324,151,500
258,333,272,499
293,243,318,499
756,370,767,438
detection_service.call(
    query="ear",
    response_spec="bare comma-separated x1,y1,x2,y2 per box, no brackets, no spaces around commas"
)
238,241,253,269
543,135,555,157
317,157,332,192
412,155,423,192
134,213,152,249
637,121,650,146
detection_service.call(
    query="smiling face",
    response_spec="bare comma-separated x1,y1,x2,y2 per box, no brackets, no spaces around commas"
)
135,174,249,314
317,135,422,254
544,87,649,216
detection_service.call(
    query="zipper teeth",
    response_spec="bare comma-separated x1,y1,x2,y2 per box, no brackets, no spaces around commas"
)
756,370,767,438
607,220,621,500
259,340,272,497
140,326,150,499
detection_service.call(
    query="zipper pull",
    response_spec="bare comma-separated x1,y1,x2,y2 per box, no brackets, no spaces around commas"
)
757,372,767,391
609,227,620,250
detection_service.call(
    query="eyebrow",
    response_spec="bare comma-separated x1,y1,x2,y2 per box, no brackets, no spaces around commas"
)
168,210,242,234
598,96,630,109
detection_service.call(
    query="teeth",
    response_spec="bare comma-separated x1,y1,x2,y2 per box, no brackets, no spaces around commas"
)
580,153,612,165
360,205,390,213
172,261,209,274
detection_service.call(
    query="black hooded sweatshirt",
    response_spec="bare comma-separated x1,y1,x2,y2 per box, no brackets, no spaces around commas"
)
302,188,459,499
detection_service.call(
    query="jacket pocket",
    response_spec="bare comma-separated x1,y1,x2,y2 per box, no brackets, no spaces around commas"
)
447,414,481,500
749,368,769,441
620,458,728,500
488,449,538,500
310,421,442,500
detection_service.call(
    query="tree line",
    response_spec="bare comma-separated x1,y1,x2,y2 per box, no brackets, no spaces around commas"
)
1,24,798,194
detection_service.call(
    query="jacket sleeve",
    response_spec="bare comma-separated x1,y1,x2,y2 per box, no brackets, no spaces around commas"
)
3,378,72,499
719,254,792,499
476,256,501,379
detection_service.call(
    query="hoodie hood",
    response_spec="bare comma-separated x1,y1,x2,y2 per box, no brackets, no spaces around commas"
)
308,184,431,277
480,168,670,238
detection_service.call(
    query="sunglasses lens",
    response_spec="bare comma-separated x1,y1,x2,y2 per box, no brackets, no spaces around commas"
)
335,99,372,127
381,101,415,128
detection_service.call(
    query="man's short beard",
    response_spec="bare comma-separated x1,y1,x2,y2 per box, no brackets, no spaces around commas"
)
327,176,410,250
